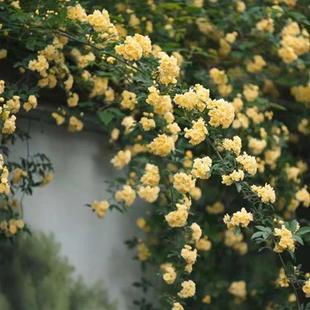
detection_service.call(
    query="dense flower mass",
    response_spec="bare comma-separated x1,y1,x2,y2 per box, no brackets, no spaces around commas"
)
0,1,309,309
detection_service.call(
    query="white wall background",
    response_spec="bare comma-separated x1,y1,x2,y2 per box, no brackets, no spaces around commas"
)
12,119,145,310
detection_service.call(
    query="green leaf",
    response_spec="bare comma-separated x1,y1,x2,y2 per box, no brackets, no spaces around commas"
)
296,226,310,236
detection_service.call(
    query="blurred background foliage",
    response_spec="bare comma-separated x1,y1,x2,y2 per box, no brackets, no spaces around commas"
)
0,232,116,310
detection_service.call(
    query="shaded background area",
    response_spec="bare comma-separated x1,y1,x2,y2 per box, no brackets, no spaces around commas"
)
11,118,144,310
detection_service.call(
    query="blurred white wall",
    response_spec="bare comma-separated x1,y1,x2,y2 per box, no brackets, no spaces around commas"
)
12,119,144,310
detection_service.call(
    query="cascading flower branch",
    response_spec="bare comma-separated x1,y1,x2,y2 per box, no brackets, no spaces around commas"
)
0,1,309,309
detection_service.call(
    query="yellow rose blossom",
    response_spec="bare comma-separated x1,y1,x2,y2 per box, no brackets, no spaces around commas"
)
115,184,136,207
274,225,295,253
67,93,79,107
120,90,137,110
248,137,267,155
28,55,49,76
222,136,242,155
140,117,155,131
251,183,276,204
172,303,184,310
243,84,259,101
302,279,310,298
165,204,189,228
191,156,212,179
223,208,253,229
67,4,87,22
51,112,65,126
23,95,38,112
295,187,310,207
202,295,211,304
191,222,202,242
115,35,143,61
275,268,289,288
111,150,131,170
140,163,160,186
208,99,235,128
137,242,151,261
148,134,175,157
173,172,196,194
137,185,160,203
2,115,16,134
256,18,274,33
206,201,224,214
178,280,196,298
228,281,247,300
222,169,244,186
91,200,109,218
196,236,212,251
184,118,208,145
161,263,177,285
246,55,266,73
68,116,83,132
157,52,180,85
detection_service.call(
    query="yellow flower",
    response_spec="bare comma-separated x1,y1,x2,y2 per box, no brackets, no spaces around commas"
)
68,116,83,132
120,90,137,110
248,137,267,155
256,18,274,33
222,136,242,155
148,134,175,157
67,93,79,107
67,4,87,22
87,9,115,34
146,86,172,115
2,115,16,134
206,201,224,214
173,172,196,194
0,49,7,59
140,163,160,186
178,280,196,298
181,244,197,266
275,268,289,288
191,156,212,179
274,225,295,253
161,263,177,284
51,112,65,126
202,294,211,304
236,152,257,176
165,204,189,228
157,52,180,85
172,302,184,310
115,184,136,207
228,281,247,300
91,200,109,218
140,117,155,131
222,169,244,186
191,222,202,242
302,279,310,298
208,99,235,128
23,95,38,112
111,150,131,170
115,35,143,61
224,208,253,228
243,84,259,101
196,236,212,251
246,55,266,73
137,242,151,261
184,118,208,145
137,185,160,203
295,187,310,207
251,183,276,204
28,55,49,76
